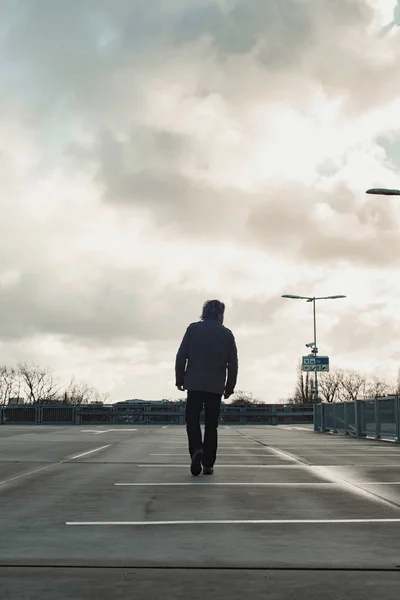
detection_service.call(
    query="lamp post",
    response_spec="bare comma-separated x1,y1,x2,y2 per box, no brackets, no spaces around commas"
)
281,294,346,406
366,188,400,195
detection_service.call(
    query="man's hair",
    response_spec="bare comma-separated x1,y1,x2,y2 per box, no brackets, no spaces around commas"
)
200,299,225,322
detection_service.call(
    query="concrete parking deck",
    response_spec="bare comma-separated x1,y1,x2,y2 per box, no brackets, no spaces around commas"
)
1,425,400,598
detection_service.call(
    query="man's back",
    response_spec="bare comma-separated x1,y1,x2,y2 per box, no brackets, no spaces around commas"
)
175,319,238,395
176,299,238,476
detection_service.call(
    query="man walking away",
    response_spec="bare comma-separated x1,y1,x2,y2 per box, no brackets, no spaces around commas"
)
175,299,238,476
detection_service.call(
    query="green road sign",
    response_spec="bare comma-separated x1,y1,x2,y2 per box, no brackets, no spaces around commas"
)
302,355,329,372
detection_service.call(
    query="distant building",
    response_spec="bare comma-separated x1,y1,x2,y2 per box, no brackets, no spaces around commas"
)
114,399,171,406
8,397,25,405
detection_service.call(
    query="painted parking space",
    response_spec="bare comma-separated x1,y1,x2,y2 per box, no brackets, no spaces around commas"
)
0,425,400,571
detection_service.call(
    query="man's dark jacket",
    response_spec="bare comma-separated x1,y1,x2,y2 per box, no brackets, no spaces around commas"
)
175,319,238,396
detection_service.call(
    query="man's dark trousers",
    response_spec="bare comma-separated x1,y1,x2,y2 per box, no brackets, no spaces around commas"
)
186,390,222,468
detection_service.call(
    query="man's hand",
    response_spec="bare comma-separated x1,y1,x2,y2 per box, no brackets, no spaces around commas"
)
176,384,185,391
224,390,233,399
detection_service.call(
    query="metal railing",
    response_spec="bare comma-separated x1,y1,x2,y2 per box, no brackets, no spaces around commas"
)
5,400,398,441
314,397,400,442
0,403,314,426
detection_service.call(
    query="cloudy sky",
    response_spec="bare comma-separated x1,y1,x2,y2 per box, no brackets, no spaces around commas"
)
1,0,400,403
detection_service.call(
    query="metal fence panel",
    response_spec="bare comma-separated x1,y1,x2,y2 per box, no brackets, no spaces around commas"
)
324,404,335,430
3,406,37,423
377,398,397,440
346,402,356,435
79,409,114,424
277,404,314,413
334,403,346,432
361,401,376,437
116,412,144,424
315,398,400,443
314,404,322,431
244,415,273,423
42,405,74,423
0,402,316,426
220,415,241,423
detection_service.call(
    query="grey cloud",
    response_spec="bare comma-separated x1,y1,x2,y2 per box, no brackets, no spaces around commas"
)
89,128,252,238
228,296,285,327
2,1,400,267
0,258,305,348
327,305,400,354
300,234,400,268
1,2,107,110
0,266,204,344
247,183,400,267
177,0,314,59
300,3,399,113
316,157,347,179
380,0,400,35
232,312,312,369
1,1,217,107
247,187,312,248
93,128,399,262
310,54,400,116
95,128,190,187
0,0,388,120
376,134,400,169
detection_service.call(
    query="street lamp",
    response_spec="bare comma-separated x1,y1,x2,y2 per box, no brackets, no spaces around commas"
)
366,188,400,195
281,294,346,406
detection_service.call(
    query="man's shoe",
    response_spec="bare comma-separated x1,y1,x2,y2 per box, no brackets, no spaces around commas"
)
203,466,214,475
190,449,203,476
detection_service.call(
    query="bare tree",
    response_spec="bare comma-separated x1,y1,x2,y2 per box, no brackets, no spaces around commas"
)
168,396,187,403
229,390,258,405
337,370,368,402
363,375,391,400
318,369,344,403
278,397,295,404
390,368,400,399
17,362,61,404
291,361,314,404
60,378,93,405
290,365,393,404
0,366,22,406
90,389,110,406
58,378,110,405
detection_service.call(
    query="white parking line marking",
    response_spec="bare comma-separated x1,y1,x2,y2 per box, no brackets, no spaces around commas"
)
111,429,137,431
159,442,269,450
138,463,400,468
80,429,137,435
137,464,304,468
149,454,287,457
114,482,338,487
261,445,400,449
277,427,315,432
357,482,400,485
0,444,112,487
80,430,107,435
296,453,400,456
261,447,298,462
0,464,64,487
69,445,111,460
313,464,400,467
160,443,264,445
66,518,400,526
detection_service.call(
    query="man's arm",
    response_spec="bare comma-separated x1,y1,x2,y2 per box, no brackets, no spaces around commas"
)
225,334,238,397
175,326,191,390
